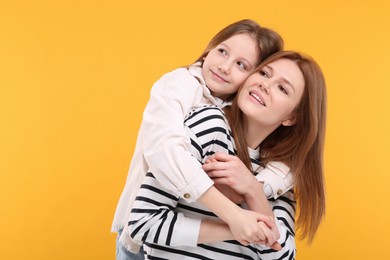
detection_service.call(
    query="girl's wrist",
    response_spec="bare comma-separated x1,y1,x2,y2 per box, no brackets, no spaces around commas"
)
243,177,263,199
244,181,275,218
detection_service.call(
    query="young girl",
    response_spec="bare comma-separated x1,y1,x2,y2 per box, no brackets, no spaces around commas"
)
112,19,288,258
128,50,326,259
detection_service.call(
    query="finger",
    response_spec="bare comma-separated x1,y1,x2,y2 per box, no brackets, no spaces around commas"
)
253,239,281,251
207,169,230,178
202,163,217,172
255,215,275,228
202,162,228,172
256,229,266,242
258,222,276,245
238,240,249,246
270,242,282,251
253,239,267,245
208,152,232,162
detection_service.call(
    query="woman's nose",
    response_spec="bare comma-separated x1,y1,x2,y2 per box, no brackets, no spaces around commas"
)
259,81,270,94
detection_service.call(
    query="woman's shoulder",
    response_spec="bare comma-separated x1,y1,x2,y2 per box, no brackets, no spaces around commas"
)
185,105,235,159
185,105,232,141
184,105,225,123
184,105,231,134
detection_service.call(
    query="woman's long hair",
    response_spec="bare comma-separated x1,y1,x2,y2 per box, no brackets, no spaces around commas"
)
225,51,327,243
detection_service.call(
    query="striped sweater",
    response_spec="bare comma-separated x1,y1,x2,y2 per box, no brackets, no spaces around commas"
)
128,105,296,259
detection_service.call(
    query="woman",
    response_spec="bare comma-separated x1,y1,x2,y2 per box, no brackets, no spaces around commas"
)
128,51,326,259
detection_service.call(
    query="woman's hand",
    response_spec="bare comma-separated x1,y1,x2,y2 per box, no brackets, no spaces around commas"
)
203,153,257,196
198,186,281,250
225,207,281,250
253,221,282,250
202,153,281,250
198,219,281,251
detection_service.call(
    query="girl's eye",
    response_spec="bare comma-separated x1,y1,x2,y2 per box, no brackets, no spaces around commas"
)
218,48,228,56
278,85,288,95
237,61,247,70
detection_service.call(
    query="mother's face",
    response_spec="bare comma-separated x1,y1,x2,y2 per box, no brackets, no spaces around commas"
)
237,58,305,128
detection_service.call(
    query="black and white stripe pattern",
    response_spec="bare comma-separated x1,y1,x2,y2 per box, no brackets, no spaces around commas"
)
129,106,296,259
184,106,235,162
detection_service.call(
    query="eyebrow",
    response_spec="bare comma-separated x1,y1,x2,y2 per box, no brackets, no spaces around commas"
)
265,65,295,92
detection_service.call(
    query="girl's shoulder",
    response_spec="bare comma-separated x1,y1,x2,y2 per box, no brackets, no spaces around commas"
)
157,62,203,88
150,67,203,97
158,67,196,84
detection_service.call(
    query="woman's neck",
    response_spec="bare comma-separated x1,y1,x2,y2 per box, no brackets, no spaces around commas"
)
245,120,279,150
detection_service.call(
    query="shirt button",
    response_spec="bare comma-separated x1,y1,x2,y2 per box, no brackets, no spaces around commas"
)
277,189,283,196
183,193,191,199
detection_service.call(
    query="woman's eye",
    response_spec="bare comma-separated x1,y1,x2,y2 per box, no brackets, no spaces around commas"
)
218,48,228,56
259,70,269,78
278,85,288,94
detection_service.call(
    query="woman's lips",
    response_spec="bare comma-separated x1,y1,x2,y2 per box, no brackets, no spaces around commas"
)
249,91,266,106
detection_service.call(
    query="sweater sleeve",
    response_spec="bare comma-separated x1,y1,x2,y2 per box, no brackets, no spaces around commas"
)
252,190,297,259
142,68,214,202
128,172,201,248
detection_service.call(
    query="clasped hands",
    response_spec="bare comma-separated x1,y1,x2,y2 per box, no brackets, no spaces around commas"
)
202,152,282,251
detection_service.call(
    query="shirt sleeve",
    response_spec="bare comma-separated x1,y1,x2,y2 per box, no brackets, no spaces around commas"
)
142,68,214,202
255,161,294,199
128,106,234,249
128,172,201,248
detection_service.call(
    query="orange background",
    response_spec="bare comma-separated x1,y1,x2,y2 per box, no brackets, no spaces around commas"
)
1,1,389,259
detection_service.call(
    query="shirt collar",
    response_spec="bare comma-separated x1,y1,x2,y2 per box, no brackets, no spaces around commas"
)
188,62,205,86
188,62,231,108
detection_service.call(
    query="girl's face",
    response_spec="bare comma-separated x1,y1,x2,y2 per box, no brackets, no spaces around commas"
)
202,33,259,100
238,58,305,128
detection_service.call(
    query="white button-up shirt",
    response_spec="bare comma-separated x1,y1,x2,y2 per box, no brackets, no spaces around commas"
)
112,63,220,250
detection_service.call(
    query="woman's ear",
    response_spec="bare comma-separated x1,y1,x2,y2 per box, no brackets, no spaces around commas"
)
282,116,296,126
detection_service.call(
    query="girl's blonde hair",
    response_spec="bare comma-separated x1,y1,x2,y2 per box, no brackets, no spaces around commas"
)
225,51,327,243
195,19,284,67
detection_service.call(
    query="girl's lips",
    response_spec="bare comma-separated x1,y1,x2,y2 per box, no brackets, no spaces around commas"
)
249,90,266,106
210,70,229,83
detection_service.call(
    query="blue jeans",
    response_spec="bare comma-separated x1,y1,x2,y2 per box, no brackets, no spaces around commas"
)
116,229,144,260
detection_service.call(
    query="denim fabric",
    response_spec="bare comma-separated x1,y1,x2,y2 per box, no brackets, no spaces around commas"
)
116,229,144,260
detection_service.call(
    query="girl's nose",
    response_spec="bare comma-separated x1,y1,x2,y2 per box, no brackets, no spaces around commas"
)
218,61,231,74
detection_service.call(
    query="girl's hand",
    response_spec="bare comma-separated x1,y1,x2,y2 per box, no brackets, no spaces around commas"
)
198,219,281,251
226,207,281,250
203,153,281,250
203,153,256,196
255,220,283,250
